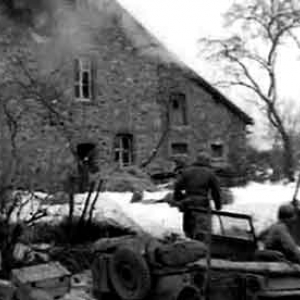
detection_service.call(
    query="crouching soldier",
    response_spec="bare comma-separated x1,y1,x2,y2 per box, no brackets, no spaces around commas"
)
173,152,222,240
264,204,300,264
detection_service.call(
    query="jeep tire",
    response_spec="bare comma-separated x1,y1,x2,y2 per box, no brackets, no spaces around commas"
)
108,247,152,300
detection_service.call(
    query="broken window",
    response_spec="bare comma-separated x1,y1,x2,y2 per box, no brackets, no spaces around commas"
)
211,142,224,158
171,143,188,155
114,134,134,167
74,58,92,100
169,92,188,125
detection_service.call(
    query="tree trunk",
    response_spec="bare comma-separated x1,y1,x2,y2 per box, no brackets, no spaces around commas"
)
281,132,294,181
269,103,295,182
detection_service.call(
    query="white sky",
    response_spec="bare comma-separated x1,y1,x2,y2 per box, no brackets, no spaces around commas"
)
118,0,300,149
118,0,251,111
118,0,231,70
119,0,300,98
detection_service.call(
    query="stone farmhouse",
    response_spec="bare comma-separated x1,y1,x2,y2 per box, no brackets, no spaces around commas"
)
0,0,253,191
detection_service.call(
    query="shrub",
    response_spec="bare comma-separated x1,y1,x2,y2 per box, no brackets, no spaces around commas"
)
28,216,134,246
105,166,156,192
27,217,136,273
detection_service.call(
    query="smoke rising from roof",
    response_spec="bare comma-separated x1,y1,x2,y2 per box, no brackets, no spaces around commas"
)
1,0,187,70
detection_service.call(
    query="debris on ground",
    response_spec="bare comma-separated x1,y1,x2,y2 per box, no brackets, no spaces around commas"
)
60,290,95,300
13,243,50,265
0,279,15,300
11,262,71,300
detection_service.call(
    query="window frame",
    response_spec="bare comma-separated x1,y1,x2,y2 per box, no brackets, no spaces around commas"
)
114,134,134,167
74,57,93,101
210,142,225,160
169,92,188,126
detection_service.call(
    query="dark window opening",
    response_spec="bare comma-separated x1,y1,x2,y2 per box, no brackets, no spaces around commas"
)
172,99,179,109
114,134,134,167
171,143,188,155
74,59,80,81
76,143,99,192
211,143,224,158
74,58,92,100
169,92,188,125
77,143,95,160
76,143,98,173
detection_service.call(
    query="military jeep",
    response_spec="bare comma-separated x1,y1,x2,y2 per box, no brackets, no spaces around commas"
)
91,209,300,300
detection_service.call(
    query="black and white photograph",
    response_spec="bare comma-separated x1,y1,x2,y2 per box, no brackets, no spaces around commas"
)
1,0,300,299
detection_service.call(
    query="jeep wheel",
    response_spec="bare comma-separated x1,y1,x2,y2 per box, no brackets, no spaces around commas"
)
108,247,152,300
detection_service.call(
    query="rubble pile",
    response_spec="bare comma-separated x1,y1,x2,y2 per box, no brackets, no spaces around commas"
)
0,242,97,300
6,262,95,300
0,231,208,300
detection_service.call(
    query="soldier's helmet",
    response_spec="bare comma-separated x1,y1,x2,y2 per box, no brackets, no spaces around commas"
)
195,151,211,166
278,204,295,221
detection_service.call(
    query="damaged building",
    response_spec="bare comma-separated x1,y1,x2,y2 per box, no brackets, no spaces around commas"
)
0,0,253,191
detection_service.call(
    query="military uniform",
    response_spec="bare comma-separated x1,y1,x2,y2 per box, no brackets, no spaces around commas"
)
264,204,300,264
174,154,222,240
265,221,300,264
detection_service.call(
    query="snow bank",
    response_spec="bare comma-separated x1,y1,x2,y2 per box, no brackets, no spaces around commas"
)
225,181,296,234
89,191,183,237
98,181,297,237
14,181,299,238
37,190,182,238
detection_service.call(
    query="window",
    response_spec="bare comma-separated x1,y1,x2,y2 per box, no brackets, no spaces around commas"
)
77,143,95,162
114,134,134,167
74,58,92,100
171,143,188,155
211,142,224,158
169,92,188,125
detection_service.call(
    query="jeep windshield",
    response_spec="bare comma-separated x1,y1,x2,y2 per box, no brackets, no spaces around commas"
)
212,210,255,241
194,208,257,260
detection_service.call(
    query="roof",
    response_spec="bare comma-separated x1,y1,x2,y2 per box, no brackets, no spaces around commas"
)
186,68,254,125
9,0,253,125
115,0,254,125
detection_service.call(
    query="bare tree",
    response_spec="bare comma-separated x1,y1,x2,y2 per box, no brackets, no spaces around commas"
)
0,11,107,231
0,0,104,191
199,0,300,181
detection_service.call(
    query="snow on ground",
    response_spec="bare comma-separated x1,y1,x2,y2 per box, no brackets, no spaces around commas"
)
104,181,297,237
20,189,182,238
13,181,298,238
96,181,297,237
225,181,296,234
97,181,297,237
75,190,183,237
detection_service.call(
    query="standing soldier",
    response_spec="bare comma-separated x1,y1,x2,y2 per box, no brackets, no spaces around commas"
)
173,151,222,240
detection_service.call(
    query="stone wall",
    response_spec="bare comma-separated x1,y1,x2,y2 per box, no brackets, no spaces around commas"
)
0,2,251,191
153,65,249,175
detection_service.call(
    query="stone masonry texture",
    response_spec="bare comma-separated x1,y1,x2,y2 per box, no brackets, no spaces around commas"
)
0,0,252,191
